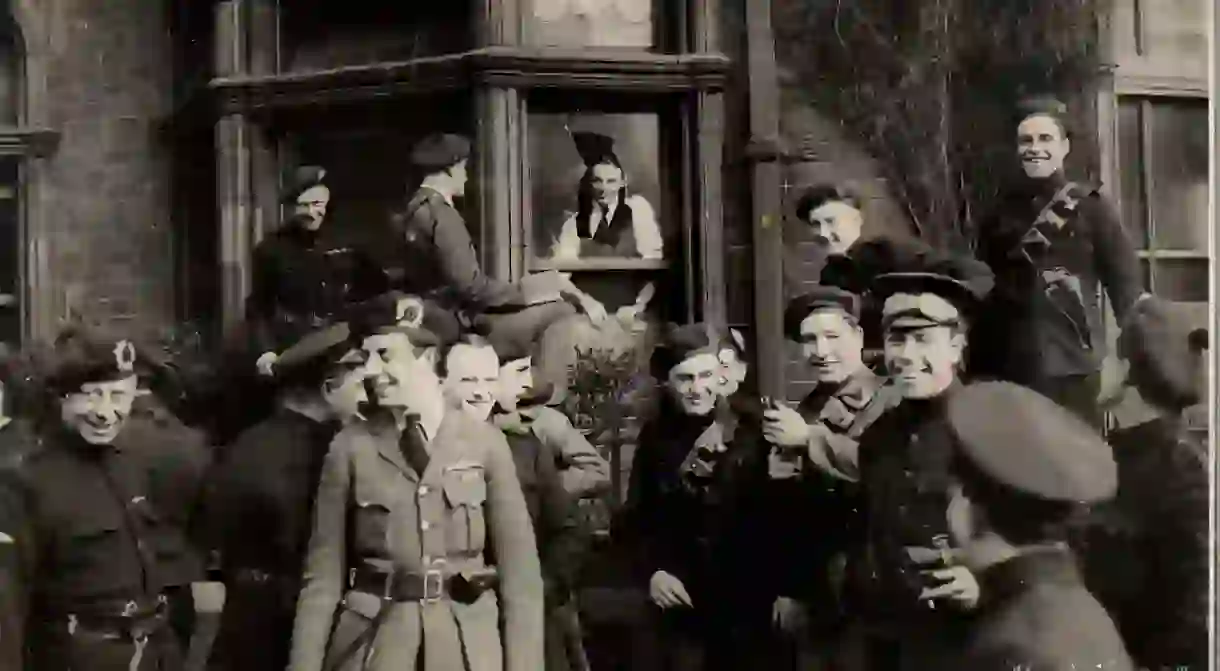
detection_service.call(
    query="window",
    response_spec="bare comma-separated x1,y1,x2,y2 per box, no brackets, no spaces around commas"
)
280,5,474,72
524,0,669,51
1110,0,1208,84
1116,96,1209,436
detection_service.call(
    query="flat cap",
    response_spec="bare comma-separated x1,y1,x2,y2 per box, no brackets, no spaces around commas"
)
410,133,472,171
650,322,724,378
795,183,862,222
948,381,1117,505
1118,297,1204,410
784,288,861,340
348,292,462,348
572,131,618,167
1015,95,1072,134
41,325,140,394
280,165,328,204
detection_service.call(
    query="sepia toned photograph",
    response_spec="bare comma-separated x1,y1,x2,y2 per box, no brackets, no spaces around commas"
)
0,1,1210,671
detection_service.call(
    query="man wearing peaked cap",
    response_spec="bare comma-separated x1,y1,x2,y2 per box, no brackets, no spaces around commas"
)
625,322,796,669
197,321,370,671
934,380,1133,671
0,325,198,671
390,132,609,378
1077,297,1209,670
972,94,1146,428
835,241,997,670
550,131,664,260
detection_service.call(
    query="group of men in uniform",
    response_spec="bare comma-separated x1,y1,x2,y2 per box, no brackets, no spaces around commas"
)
0,93,1207,671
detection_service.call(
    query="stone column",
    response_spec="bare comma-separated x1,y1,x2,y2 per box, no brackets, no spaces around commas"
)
744,0,785,398
214,0,278,331
692,0,727,327
475,0,523,280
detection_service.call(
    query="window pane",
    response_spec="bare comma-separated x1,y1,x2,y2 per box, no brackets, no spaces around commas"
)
525,0,657,49
1150,257,1209,303
1148,100,1209,252
281,6,473,72
1141,0,1209,80
0,160,18,346
1116,100,1147,247
1160,299,1209,433
527,106,677,274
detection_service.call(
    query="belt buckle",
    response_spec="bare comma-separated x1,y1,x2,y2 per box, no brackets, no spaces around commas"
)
422,569,445,603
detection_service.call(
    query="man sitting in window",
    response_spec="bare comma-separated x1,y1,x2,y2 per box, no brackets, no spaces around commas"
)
550,131,664,261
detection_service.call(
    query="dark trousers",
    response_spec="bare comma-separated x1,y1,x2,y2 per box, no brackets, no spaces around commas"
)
634,604,795,671
1034,373,1103,429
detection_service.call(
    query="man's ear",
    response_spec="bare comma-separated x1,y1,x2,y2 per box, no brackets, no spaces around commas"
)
1062,136,1072,158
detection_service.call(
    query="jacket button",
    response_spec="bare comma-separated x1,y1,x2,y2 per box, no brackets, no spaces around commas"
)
421,520,431,530
419,485,430,496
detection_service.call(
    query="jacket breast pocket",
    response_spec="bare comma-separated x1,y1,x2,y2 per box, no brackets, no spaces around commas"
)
352,499,393,559
59,507,122,571
442,464,487,556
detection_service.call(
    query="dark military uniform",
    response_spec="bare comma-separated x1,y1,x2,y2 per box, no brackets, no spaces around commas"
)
0,428,190,670
1076,298,1209,669
934,381,1131,671
841,240,994,669
200,407,340,671
972,174,1143,427
627,396,780,671
247,222,387,357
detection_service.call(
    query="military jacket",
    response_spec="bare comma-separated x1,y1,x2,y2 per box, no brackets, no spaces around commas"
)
972,177,1143,382
1078,416,1209,670
390,187,523,311
626,399,772,620
799,367,898,482
852,387,960,627
941,548,1133,671
247,223,387,354
0,428,188,670
288,410,544,671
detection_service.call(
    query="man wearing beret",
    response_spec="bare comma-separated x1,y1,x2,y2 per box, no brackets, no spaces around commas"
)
0,326,196,670
841,238,996,669
196,323,370,671
783,183,868,298
623,323,788,670
389,133,608,354
247,165,387,378
934,381,1132,670
289,293,544,671
1078,298,1209,670
971,96,1147,428
441,333,592,671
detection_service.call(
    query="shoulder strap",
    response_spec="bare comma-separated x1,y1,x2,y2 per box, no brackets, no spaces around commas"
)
1016,181,1087,256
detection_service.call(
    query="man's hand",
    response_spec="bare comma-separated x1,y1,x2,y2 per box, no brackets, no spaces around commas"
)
905,546,981,611
649,571,693,610
255,351,279,377
763,402,811,447
771,596,809,634
579,295,608,325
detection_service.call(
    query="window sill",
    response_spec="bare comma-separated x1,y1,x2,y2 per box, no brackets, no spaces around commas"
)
529,257,668,272
0,128,61,158
1136,250,1209,260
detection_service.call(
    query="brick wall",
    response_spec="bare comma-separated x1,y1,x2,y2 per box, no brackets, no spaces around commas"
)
27,0,175,336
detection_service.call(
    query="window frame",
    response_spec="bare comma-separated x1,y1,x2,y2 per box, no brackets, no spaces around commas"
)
1098,0,1209,439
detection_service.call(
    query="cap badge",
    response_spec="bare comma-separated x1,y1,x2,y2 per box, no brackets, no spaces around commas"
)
396,297,425,328
114,340,136,372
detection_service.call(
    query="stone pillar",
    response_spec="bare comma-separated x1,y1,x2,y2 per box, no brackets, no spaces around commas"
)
692,0,727,327
214,0,278,332
744,0,785,397
475,0,522,280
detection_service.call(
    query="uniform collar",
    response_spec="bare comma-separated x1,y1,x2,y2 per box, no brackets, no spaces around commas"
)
420,184,454,208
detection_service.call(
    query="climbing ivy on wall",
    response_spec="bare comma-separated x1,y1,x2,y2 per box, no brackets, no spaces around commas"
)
773,0,1106,252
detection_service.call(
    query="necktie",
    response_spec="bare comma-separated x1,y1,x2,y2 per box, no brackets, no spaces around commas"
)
398,417,431,476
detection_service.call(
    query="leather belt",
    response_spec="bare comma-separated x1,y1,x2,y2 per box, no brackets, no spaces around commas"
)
348,565,499,604
60,595,169,639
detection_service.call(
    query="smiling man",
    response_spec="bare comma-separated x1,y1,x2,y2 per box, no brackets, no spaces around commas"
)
970,96,1145,427
843,238,996,670
0,326,196,671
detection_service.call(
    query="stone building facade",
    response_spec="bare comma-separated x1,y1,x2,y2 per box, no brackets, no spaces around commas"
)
3,0,1208,429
